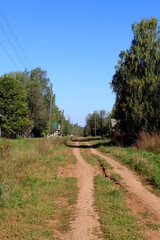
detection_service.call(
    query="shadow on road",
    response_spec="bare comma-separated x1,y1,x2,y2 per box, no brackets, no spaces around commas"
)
71,137,102,142
66,138,114,149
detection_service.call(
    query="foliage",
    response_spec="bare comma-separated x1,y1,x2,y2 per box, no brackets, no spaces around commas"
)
111,17,160,133
26,67,52,137
70,123,84,136
84,110,111,137
0,67,81,138
0,74,30,138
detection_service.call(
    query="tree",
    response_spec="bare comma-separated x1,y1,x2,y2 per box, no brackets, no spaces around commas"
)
111,17,160,133
26,67,52,137
0,74,30,138
84,110,110,137
70,123,84,136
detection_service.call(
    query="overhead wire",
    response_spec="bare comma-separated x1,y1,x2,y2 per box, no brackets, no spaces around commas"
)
0,41,18,69
0,20,26,68
0,6,33,69
0,5,33,70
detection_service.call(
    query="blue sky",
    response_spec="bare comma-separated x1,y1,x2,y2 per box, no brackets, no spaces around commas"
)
0,0,160,126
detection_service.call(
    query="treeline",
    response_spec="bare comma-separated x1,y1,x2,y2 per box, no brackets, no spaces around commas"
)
0,67,83,138
84,110,111,137
111,17,160,134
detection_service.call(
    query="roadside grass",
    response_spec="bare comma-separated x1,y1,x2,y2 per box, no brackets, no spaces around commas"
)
88,138,160,192
80,150,99,166
136,132,160,153
100,144,160,191
0,137,77,239
80,150,145,239
146,222,160,230
92,154,113,170
94,175,145,240
81,150,123,185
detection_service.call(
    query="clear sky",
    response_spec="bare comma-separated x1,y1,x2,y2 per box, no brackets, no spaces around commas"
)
0,0,160,126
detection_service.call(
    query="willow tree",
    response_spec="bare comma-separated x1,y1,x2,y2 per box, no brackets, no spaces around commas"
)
111,17,160,133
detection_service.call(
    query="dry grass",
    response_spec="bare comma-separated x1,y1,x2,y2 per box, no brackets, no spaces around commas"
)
136,132,160,153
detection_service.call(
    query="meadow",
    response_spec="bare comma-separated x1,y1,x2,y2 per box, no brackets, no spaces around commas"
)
0,137,77,239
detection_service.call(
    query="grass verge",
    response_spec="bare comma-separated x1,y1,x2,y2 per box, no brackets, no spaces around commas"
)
100,145,160,191
89,138,160,192
0,137,77,239
94,175,145,240
80,150,99,166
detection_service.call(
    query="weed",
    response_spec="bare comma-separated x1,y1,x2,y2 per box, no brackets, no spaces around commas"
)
138,211,151,219
146,222,160,230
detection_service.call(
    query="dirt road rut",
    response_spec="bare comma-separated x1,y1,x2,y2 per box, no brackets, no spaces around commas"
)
65,142,101,240
90,147,160,222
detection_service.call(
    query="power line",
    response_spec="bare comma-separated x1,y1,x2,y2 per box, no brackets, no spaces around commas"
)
0,20,26,68
0,41,18,69
0,6,33,68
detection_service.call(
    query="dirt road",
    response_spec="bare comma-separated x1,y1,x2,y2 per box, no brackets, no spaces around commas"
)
65,142,101,240
61,141,160,240
90,146,160,222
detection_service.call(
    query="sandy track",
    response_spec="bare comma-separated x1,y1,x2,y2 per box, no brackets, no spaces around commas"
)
65,142,101,240
90,147,160,222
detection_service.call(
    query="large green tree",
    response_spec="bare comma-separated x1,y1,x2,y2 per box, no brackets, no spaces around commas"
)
0,74,30,138
0,68,83,138
26,67,52,137
111,17,160,133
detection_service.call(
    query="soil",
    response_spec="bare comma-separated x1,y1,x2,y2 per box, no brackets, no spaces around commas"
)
60,140,160,240
63,142,102,240
90,146,160,223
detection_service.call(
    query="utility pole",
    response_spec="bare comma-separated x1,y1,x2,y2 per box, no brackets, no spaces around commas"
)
76,124,78,137
62,110,64,137
49,84,53,137
68,115,70,136
95,113,96,137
